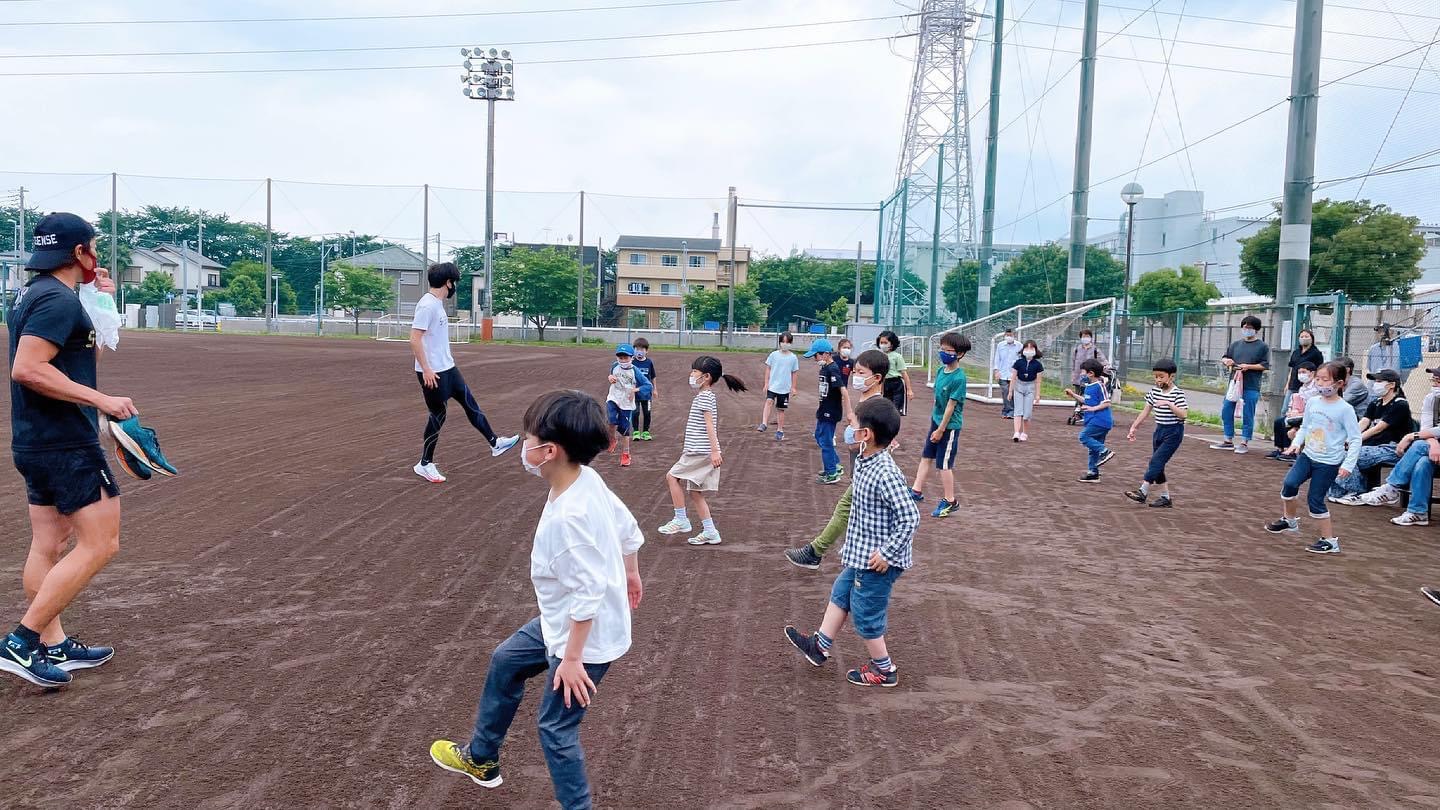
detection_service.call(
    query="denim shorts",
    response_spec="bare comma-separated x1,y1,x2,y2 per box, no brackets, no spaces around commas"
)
829,565,903,639
606,401,633,435
13,445,120,515
1281,452,1340,519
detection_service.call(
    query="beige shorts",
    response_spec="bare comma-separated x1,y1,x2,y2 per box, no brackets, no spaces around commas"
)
668,452,720,492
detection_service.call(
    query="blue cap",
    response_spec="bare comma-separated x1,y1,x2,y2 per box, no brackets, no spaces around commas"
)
803,338,835,358
615,343,634,357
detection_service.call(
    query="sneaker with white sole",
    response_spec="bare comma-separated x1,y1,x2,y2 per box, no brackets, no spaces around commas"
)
658,517,693,535
686,529,722,546
1305,538,1341,554
414,462,446,483
1210,440,1236,451
1233,443,1250,455
491,435,520,457
1360,484,1402,506
1330,492,1367,506
1265,516,1300,534
1421,586,1440,608
1392,511,1430,527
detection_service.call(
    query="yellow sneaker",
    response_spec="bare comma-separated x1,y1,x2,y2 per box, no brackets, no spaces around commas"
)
429,740,502,789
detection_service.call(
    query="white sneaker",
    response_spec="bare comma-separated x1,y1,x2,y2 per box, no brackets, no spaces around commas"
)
658,518,693,535
1360,484,1401,506
1392,512,1430,527
687,529,722,546
491,435,520,457
1020,432,1029,442
1330,493,1367,506
1233,443,1250,455
414,462,446,483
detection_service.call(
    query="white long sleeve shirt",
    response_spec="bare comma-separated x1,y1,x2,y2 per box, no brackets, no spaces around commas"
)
992,340,1021,378
531,465,645,664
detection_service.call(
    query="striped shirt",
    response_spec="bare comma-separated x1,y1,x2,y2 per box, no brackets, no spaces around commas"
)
683,390,718,454
1145,385,1189,426
840,449,920,571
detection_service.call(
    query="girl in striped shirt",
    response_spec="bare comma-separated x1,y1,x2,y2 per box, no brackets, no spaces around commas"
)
658,356,748,546
1125,359,1189,508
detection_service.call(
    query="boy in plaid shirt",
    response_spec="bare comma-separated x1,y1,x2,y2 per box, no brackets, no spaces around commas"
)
785,397,919,687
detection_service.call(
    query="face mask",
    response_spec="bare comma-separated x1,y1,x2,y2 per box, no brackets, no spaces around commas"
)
1373,382,1390,397
780,344,792,353
1299,337,1312,347
1080,337,1093,346
840,347,852,358
843,425,857,445
1241,328,1256,339
1155,379,1171,389
851,375,869,392
938,350,957,366
79,249,99,285
1297,373,1313,384
636,350,647,359
617,361,632,370
689,375,702,389
1022,349,1036,359
520,442,551,477
879,344,892,353
1005,336,1016,345
446,281,456,300
1316,384,1337,397
856,430,871,456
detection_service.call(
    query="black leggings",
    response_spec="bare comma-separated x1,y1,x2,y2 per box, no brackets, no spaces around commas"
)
882,377,906,416
418,368,496,465
637,399,652,432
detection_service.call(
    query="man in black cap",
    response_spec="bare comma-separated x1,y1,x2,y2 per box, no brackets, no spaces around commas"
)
1,212,138,689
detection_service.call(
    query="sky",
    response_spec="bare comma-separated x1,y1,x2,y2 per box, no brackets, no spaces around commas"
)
0,0,1436,278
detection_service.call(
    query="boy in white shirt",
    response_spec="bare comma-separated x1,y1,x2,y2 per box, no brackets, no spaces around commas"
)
756,331,800,441
431,390,644,809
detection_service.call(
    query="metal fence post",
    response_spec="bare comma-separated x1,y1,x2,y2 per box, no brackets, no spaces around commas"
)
1174,309,1184,369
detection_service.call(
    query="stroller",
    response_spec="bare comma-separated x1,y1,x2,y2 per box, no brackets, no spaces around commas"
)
1066,365,1117,426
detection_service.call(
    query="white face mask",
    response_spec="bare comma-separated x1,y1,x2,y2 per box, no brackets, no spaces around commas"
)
1297,373,1313,384
1080,337,1093,346
689,374,702,389
780,344,792,353
521,442,552,477
851,374,870,392
636,350,647,359
839,347,852,358
1373,382,1391,397
617,361,632,370
1023,349,1036,359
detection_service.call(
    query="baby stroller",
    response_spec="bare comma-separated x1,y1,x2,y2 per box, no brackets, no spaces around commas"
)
1066,365,1117,426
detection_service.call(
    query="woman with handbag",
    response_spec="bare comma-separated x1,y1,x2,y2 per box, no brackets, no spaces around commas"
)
1211,315,1271,454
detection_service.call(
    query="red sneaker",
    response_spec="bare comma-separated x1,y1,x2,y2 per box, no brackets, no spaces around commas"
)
620,452,632,467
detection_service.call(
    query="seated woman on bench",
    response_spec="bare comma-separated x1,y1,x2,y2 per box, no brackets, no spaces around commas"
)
1328,369,1411,506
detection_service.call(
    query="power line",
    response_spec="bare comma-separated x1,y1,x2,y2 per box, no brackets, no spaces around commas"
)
0,35,911,78
0,14,913,60
1073,0,1440,43
1355,20,1440,197
0,0,746,28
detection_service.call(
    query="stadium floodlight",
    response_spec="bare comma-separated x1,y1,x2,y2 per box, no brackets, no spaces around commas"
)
459,48,516,330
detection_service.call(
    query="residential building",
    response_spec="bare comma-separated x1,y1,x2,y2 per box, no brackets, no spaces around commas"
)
1419,223,1440,284
614,235,751,329
127,244,224,291
0,250,29,305
340,245,438,317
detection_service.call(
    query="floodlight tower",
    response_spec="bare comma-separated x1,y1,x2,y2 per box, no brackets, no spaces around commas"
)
886,1,977,326
461,47,515,333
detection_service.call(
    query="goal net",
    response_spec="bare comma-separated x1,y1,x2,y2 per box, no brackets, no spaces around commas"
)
375,314,473,344
926,299,1116,406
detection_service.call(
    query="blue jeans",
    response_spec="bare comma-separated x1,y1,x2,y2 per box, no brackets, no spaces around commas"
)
1328,444,1398,498
1387,441,1437,515
830,565,904,639
1144,423,1184,484
815,419,839,475
1220,388,1261,442
1282,453,1340,519
999,378,1014,417
1079,423,1111,472
468,618,610,810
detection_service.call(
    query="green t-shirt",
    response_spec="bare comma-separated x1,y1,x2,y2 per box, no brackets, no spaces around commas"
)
886,350,907,379
932,365,967,430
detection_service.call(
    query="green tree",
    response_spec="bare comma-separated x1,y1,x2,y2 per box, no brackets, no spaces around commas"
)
214,275,265,316
990,244,1125,311
1239,199,1424,302
817,296,851,330
753,255,891,329
941,260,981,322
224,260,297,314
492,247,593,340
125,272,176,307
682,281,764,335
326,262,396,334
1129,265,1221,323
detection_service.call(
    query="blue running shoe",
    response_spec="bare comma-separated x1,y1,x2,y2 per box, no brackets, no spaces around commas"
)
108,416,178,477
45,637,114,672
909,489,924,503
0,633,70,688
931,499,955,518
113,440,153,481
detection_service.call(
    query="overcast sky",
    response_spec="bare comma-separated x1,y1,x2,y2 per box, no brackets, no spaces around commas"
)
1,0,1435,272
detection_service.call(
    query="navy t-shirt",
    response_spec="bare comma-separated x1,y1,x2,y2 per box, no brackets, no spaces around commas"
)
1012,357,1044,382
816,361,845,422
8,274,100,451
631,356,656,401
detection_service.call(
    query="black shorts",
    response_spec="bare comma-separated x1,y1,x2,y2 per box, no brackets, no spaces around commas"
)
766,390,791,410
14,445,119,515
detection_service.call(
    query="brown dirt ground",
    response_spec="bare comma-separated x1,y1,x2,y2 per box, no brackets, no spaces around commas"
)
2,332,1439,809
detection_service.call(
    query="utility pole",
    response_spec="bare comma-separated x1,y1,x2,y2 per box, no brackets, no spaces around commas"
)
977,0,1005,318
576,190,585,344
265,178,273,331
1271,0,1325,414
110,173,119,311
680,240,689,347
854,241,863,325
725,186,738,343
1066,0,1101,303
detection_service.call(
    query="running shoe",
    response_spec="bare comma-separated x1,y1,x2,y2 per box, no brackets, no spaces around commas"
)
414,462,446,483
429,740,502,789
1210,440,1236,451
0,633,70,688
108,416,177,477
1392,511,1430,527
909,489,925,503
846,662,898,688
1233,443,1250,455
1360,485,1402,507
1265,449,1285,461
1019,433,1029,442
1421,586,1440,608
1012,433,1020,443
931,499,955,518
1123,489,1148,504
1097,448,1116,467
1148,496,1174,509
785,545,822,570
776,430,785,442
784,626,829,667
1265,517,1300,534
620,452,632,467
640,431,653,441
756,424,767,432
686,529,722,546
816,471,843,485
1305,538,1341,554
1329,493,1367,506
45,636,114,672
1079,471,1101,483
657,517,692,535
113,441,153,481
491,435,520,457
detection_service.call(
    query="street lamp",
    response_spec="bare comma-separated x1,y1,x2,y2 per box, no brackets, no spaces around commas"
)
318,239,342,335
461,46,515,339
272,273,283,320
1118,182,1144,383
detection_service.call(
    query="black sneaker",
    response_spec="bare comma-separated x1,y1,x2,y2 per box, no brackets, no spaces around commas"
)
1305,538,1341,554
1265,517,1300,534
784,626,829,667
1421,586,1440,608
0,633,70,688
846,662,899,688
1123,489,1147,503
785,545,822,570
1148,496,1173,509
1079,471,1101,483
45,636,114,672
1097,448,1116,467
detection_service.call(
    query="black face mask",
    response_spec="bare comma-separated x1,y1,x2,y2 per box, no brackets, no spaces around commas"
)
446,281,456,300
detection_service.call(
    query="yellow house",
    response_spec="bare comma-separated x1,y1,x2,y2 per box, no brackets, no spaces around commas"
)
614,235,751,330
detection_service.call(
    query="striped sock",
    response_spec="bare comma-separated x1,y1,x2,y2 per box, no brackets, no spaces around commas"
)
816,631,833,651
702,518,716,534
674,508,687,522
872,656,894,672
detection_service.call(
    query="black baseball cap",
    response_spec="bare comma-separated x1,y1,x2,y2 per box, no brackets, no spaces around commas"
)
1427,367,1440,377
27,212,96,272
1366,369,1402,383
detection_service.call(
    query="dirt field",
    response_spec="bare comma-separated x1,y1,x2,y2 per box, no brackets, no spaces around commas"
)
2,332,1439,809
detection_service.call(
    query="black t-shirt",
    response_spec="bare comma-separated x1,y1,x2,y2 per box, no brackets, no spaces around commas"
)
8,274,100,451
1012,357,1044,382
1286,345,1324,392
1363,395,1413,446
816,361,845,422
836,355,854,385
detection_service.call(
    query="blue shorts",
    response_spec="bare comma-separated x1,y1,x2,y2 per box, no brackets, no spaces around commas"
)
921,419,960,470
606,401,633,436
829,565,903,639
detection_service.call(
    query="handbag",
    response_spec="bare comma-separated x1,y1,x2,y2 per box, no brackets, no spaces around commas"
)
1224,370,1243,403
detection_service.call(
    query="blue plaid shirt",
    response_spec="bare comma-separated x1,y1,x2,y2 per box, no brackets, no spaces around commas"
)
840,449,920,570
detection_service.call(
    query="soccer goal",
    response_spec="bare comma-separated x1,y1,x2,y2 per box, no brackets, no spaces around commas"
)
925,299,1116,406
374,314,473,344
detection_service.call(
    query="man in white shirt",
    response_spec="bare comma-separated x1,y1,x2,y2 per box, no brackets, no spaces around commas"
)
992,328,1021,418
410,263,517,483
430,390,643,809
